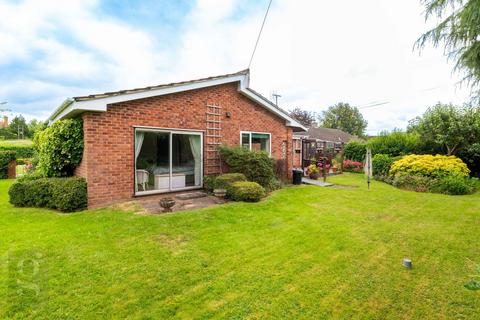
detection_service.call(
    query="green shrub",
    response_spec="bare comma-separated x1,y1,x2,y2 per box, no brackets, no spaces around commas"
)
367,130,419,156
0,150,16,179
372,154,400,177
229,181,265,202
16,157,32,165
35,119,84,177
215,173,247,190
429,175,477,195
390,154,470,178
9,177,87,212
0,143,35,158
344,140,366,162
392,175,432,193
203,175,217,192
458,143,480,178
218,146,275,188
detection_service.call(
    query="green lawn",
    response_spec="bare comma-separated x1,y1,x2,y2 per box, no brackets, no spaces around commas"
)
1,174,479,319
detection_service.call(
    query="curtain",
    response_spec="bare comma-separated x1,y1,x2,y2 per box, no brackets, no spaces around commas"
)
188,135,201,186
135,131,144,161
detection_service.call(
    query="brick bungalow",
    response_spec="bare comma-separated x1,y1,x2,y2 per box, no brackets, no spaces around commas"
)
48,70,306,208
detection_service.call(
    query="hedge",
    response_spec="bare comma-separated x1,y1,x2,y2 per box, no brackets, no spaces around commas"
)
0,150,16,179
228,181,265,202
344,141,366,162
9,177,87,212
0,144,34,158
372,154,401,177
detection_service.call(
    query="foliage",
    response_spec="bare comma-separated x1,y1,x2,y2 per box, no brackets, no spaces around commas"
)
219,146,275,188
417,0,480,99
344,140,366,162
35,119,84,177
392,175,433,193
307,164,319,175
214,173,247,190
458,143,480,178
390,154,470,178
0,127,17,140
0,143,35,158
368,130,419,156
7,115,29,138
318,102,368,137
27,119,47,138
429,175,478,195
0,150,16,179
228,181,265,202
372,154,399,177
407,103,480,155
1,174,480,318
343,159,363,173
289,107,317,127
8,177,87,212
203,175,217,192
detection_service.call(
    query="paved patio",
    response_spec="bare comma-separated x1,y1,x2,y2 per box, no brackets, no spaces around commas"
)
136,191,227,214
302,177,334,187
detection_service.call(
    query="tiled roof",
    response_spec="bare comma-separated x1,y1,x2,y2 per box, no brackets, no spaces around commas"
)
293,127,355,143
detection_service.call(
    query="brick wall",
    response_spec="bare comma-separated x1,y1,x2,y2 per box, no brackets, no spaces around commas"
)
77,82,293,208
292,138,302,169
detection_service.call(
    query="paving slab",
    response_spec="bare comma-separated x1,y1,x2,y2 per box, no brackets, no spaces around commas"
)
302,177,334,187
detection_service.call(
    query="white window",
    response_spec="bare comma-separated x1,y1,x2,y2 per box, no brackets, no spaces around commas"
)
240,131,271,155
134,127,203,195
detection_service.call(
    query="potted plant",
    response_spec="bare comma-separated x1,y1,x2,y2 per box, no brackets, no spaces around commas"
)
308,164,320,180
213,188,227,198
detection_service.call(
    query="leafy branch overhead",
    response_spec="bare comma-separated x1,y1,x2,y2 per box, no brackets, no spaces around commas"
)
417,0,480,99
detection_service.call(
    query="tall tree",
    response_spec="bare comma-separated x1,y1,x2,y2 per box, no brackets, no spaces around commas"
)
27,119,47,138
8,115,29,139
319,102,367,137
417,0,480,98
289,107,317,127
408,103,480,155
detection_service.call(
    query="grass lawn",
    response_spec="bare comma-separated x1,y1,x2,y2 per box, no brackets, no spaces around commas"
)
1,174,479,319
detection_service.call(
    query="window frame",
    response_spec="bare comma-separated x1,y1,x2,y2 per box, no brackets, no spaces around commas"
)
239,131,272,156
134,126,203,196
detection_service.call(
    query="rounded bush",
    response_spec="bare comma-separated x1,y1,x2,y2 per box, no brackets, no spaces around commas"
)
229,181,265,202
429,175,477,195
390,154,470,178
214,173,247,189
372,154,400,177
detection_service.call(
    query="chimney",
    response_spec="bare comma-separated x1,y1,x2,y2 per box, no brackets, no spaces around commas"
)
2,116,8,128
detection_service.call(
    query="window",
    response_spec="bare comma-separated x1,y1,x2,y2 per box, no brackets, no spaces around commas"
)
240,131,271,155
135,128,202,195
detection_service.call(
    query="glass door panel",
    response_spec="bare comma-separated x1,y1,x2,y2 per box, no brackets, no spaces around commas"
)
171,133,201,189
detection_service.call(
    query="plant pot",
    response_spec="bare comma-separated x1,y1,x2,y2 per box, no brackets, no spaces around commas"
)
159,197,176,213
213,188,227,198
309,173,319,180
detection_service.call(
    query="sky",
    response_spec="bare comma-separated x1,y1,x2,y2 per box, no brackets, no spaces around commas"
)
0,0,472,135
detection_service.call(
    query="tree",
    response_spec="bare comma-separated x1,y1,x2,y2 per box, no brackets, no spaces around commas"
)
318,102,367,137
27,119,47,138
417,0,480,99
8,115,29,139
289,107,317,127
408,103,480,155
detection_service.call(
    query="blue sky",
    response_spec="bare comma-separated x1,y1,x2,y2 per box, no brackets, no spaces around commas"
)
0,0,471,134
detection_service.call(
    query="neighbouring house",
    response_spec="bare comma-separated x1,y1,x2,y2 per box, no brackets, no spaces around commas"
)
1,116,8,128
292,127,355,172
48,70,306,208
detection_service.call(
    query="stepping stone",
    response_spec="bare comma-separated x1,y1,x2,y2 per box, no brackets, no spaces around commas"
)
175,191,208,200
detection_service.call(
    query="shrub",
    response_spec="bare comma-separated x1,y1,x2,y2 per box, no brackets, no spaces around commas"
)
203,175,217,192
458,143,480,178
390,154,470,178
343,159,363,173
367,130,419,156
0,150,16,179
0,144,34,158
215,173,247,190
35,119,84,177
392,175,432,193
344,140,366,162
229,181,266,202
429,175,477,195
9,177,87,212
219,146,275,188
372,154,400,177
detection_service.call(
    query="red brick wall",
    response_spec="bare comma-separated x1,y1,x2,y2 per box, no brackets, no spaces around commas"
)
77,82,293,208
292,138,302,169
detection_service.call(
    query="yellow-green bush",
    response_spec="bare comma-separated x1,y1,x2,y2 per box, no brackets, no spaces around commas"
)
390,154,470,178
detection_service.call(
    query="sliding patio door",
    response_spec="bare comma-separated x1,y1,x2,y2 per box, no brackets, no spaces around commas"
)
134,128,202,195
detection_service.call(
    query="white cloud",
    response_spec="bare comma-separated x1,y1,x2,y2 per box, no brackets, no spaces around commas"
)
0,0,472,135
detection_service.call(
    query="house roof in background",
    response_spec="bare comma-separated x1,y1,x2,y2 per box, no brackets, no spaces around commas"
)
294,127,355,143
48,70,306,131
